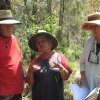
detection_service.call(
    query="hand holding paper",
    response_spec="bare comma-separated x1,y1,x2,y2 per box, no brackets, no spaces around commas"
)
70,83,100,100
70,83,89,100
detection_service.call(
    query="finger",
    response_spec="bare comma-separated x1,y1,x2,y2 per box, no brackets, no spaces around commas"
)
53,62,59,65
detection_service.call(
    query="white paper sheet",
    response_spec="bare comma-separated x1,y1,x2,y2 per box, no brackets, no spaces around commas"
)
85,87,99,100
70,83,90,100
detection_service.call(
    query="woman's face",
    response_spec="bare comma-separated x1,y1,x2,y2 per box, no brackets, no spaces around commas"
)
91,24,100,43
0,24,14,37
35,36,52,53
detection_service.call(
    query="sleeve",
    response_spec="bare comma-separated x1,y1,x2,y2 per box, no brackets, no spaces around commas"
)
80,38,90,72
59,53,72,75
13,35,23,58
80,48,86,72
80,36,93,72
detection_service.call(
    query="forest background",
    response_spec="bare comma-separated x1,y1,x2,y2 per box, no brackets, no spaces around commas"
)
0,0,100,100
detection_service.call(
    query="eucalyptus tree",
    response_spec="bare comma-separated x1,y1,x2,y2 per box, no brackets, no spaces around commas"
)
0,0,11,9
57,0,64,42
47,0,52,14
32,0,37,15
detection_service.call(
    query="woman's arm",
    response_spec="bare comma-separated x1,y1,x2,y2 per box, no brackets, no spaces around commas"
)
54,53,72,80
26,65,35,86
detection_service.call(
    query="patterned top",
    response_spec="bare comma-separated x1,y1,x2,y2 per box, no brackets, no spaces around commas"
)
32,52,72,100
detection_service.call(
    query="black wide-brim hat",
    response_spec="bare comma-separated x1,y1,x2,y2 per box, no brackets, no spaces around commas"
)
28,30,58,52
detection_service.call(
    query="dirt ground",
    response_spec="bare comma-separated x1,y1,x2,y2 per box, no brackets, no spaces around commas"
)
22,90,73,100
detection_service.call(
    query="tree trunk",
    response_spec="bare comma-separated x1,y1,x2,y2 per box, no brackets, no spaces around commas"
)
32,0,37,15
57,0,64,41
23,0,27,6
0,0,11,10
47,0,52,14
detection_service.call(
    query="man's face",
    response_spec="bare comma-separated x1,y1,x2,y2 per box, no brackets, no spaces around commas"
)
0,24,14,37
90,24,100,42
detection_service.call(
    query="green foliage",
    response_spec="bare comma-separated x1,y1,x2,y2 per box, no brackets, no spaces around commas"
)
12,0,99,67
10,0,100,99
14,14,60,61
58,45,82,63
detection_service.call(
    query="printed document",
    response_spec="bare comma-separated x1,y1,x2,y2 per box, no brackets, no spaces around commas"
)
70,83,89,100
70,83,99,100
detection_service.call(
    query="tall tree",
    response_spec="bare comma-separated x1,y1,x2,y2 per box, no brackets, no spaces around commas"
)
0,0,11,10
57,0,64,41
47,0,52,14
32,0,37,15
23,0,27,6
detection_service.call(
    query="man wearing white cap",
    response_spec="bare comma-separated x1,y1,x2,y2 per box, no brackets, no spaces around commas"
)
0,10,24,100
77,12,100,95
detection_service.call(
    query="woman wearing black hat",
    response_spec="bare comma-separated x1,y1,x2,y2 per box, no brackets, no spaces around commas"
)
27,30,72,100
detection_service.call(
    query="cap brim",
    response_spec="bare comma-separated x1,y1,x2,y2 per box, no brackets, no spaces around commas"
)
0,19,21,24
82,20,100,30
28,32,58,52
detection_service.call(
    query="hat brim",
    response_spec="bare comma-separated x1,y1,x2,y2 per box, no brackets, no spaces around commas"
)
0,19,21,24
82,20,100,30
28,32,58,52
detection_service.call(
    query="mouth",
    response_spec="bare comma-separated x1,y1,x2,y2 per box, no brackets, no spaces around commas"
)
40,45,45,48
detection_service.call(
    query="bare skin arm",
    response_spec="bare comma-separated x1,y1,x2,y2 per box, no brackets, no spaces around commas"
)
53,62,70,80
77,71,86,86
26,64,41,86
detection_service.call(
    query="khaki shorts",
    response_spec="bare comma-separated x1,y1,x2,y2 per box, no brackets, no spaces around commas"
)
0,94,22,100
